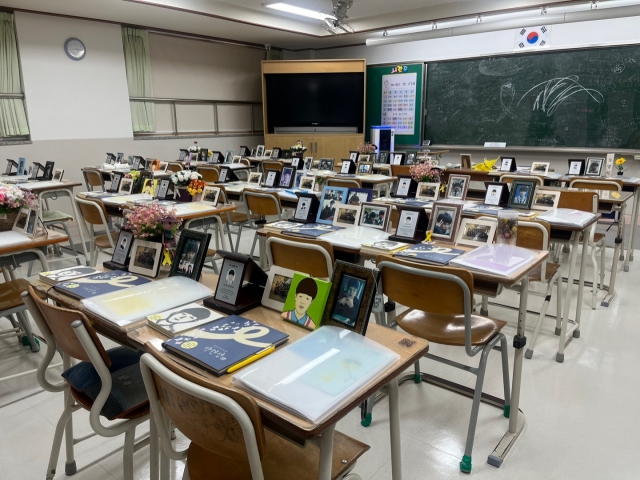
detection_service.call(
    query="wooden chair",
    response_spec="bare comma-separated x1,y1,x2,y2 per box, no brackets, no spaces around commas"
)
240,158,251,166
326,178,362,189
498,173,544,187
82,168,105,192
389,165,411,177
167,162,183,173
262,160,284,174
242,190,285,260
197,166,220,183
213,186,259,253
140,344,368,480
376,255,510,474
23,286,152,480
0,277,39,357
75,197,116,266
266,232,334,278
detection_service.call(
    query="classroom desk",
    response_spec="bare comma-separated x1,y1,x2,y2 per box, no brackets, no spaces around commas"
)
0,230,69,275
30,270,429,480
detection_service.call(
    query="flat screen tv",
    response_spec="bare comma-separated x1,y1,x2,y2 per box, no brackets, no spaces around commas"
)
265,73,364,133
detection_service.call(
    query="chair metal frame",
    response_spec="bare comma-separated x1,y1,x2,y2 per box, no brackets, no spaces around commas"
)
81,168,106,192
75,197,116,267
376,260,511,473
241,190,284,262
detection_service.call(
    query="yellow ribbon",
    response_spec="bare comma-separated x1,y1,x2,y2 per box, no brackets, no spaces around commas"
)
188,326,272,348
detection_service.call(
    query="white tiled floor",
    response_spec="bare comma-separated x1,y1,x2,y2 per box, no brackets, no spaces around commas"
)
2,224,640,479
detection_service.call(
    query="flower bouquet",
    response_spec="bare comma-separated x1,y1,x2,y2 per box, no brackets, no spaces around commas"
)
410,162,441,183
187,179,206,201
188,142,201,154
123,203,182,240
0,183,37,231
170,170,203,202
357,142,377,155
290,140,307,158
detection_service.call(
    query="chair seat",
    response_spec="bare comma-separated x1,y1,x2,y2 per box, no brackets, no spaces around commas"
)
396,310,506,346
224,211,260,224
206,248,216,258
187,428,369,480
94,233,115,249
0,279,30,311
527,262,561,283
579,232,606,243
42,210,73,223
70,386,149,420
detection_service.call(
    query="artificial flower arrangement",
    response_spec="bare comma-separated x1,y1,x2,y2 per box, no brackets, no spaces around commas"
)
187,179,206,197
188,142,201,154
170,170,203,188
125,170,140,182
410,162,441,183
0,183,37,215
123,203,182,239
615,157,626,173
357,142,377,154
290,140,307,153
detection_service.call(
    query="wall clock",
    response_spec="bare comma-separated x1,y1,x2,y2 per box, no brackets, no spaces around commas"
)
64,38,86,61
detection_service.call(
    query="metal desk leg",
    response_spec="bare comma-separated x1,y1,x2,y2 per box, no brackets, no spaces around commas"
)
149,413,159,480
557,233,581,363
318,422,336,480
624,187,639,271
488,277,527,468
603,204,625,306
388,377,403,480
574,225,591,335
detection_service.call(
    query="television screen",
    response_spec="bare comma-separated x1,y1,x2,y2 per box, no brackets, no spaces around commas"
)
265,73,364,133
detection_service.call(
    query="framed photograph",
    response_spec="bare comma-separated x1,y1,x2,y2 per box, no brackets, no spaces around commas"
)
24,208,39,238
530,162,550,175
232,155,242,164
248,172,262,185
357,162,373,175
340,160,355,174
105,153,116,164
446,174,470,200
483,182,508,206
279,166,296,188
159,162,169,173
456,218,497,247
156,179,171,199
224,150,234,164
349,151,359,162
318,159,335,171
44,161,55,180
170,229,211,281
358,154,371,163
429,201,462,242
263,149,272,159
321,260,378,335
531,189,561,211
568,159,585,176
202,186,221,206
110,230,134,267
396,209,419,239
209,151,223,164
109,172,123,192
128,239,163,277
271,148,281,159
334,204,361,228
294,170,305,188
508,180,538,210
405,152,417,166
293,193,320,223
359,202,390,231
16,157,25,176
346,188,373,206
460,154,472,169
178,150,187,162
500,157,516,172
12,207,29,233
264,170,279,188
239,146,250,156
142,178,159,196
52,168,64,182
317,185,349,225
416,182,440,201
299,175,316,191
255,145,265,158
197,148,208,163
585,157,604,176
119,177,134,194
261,266,296,311
377,151,389,164
291,157,301,169
391,152,405,165
303,157,313,171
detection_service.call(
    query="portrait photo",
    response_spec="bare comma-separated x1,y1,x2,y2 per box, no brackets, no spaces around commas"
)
507,180,537,209
262,266,296,311
303,157,313,170
396,177,412,197
133,245,157,269
568,159,584,175
202,186,221,205
170,229,210,281
500,157,514,171
294,170,305,188
129,239,162,277
358,162,372,175
349,151,359,162
52,169,64,182
586,157,604,176
265,170,277,187
446,175,470,200
429,202,462,241
119,178,133,194
484,184,504,206
255,145,265,157
224,150,234,163
391,153,404,165
405,153,417,165
359,203,390,231
330,274,366,327
279,167,294,188
346,188,372,206
176,239,201,276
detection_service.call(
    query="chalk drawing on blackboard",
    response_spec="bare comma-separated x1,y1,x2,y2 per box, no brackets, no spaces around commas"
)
500,83,517,120
517,76,604,116
613,64,625,74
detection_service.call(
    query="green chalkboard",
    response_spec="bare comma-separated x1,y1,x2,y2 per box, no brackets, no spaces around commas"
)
366,64,423,147
425,45,640,149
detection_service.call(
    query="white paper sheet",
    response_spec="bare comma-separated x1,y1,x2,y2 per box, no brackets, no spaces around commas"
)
0,231,32,248
451,243,538,277
18,181,65,190
538,208,595,227
322,226,390,249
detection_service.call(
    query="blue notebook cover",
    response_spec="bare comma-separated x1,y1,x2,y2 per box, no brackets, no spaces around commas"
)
54,270,151,300
393,243,465,265
282,223,342,238
163,315,289,375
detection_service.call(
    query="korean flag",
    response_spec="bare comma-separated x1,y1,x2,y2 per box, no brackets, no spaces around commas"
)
515,26,551,50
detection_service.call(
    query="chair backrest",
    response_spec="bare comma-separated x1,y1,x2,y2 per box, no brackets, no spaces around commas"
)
75,197,110,227
499,174,544,187
240,158,251,166
390,165,411,177
558,190,598,213
475,215,550,251
569,178,623,192
266,232,334,278
140,345,267,462
82,168,105,191
243,190,282,217
197,167,219,183
167,163,183,173
25,285,110,366
262,161,283,173
326,178,362,189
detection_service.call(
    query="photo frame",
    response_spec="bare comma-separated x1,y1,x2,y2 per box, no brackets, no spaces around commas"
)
108,172,123,193
279,166,296,188
24,208,39,238
405,152,417,166
357,162,373,175
291,157,301,169
299,175,316,191
128,239,163,278
293,170,304,188
530,162,550,175
483,182,509,206
359,202,390,231
271,148,281,159
232,155,242,164
104,229,134,270
209,151,223,164
159,162,169,173
333,204,361,228
429,201,463,242
44,161,55,181
389,206,430,244
31,162,45,179
106,153,116,164
303,157,313,171
255,145,265,158
349,151,359,162
248,172,262,185
239,146,250,156
264,169,280,188
318,159,335,171
198,148,209,163
416,182,440,201
568,159,585,176
346,188,373,206
460,154,472,169
340,160,356,174
391,152,405,165
456,218,497,247
218,166,230,183
202,186,221,206
358,154,371,163
500,157,516,172
142,178,159,196
585,157,604,176
156,179,171,199
263,149,272,159
377,151,389,164
321,260,378,336
52,168,64,182
508,179,538,210
12,207,29,233
261,265,297,312
118,177,134,195
17,158,26,176
170,229,211,281
395,175,417,198
446,174,470,201
317,185,349,225
293,192,320,223
178,149,188,162
116,153,124,164
531,189,561,211
224,150,234,164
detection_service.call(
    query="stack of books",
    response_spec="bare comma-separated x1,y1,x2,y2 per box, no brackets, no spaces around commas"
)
393,243,465,265
39,266,101,285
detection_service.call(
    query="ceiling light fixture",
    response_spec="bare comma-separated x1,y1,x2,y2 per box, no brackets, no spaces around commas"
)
264,2,336,21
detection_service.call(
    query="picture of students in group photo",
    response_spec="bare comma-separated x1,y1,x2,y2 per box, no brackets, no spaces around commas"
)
319,189,344,221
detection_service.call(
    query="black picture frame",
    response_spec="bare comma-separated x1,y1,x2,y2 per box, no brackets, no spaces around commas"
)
390,152,405,165
568,159,586,176
156,179,171,200
133,156,146,170
340,160,357,174
105,153,116,164
116,152,124,164
132,156,141,169
318,159,335,171
108,172,123,193
279,166,296,188
43,161,55,181
585,157,604,176
500,157,517,172
508,179,538,210
405,152,417,166
209,151,223,164
128,239,163,278
483,182,510,206
349,151,359,162
377,151,390,164
239,146,251,156
271,148,281,159
293,192,320,223
198,148,208,163
137,170,153,193
178,149,188,162
291,157,301,169
394,175,418,198
32,162,46,180
170,229,211,281
321,260,379,336
5,159,17,176
389,205,430,244
264,169,281,188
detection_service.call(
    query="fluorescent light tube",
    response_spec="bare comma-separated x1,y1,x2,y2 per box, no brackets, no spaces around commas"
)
265,3,336,20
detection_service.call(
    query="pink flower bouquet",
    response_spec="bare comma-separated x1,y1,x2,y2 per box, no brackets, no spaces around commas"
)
0,183,37,214
123,203,182,239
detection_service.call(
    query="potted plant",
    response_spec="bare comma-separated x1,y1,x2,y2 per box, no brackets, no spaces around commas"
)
123,203,181,241
187,179,206,202
0,183,37,232
170,170,203,202
615,157,626,175
290,140,307,159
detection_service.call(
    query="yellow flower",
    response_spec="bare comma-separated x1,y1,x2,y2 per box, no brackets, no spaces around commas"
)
615,158,626,166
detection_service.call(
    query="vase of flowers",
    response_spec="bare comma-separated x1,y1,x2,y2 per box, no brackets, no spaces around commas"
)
170,170,203,202
409,162,441,183
0,183,37,231
357,142,377,155
187,179,206,202
615,157,626,175
123,203,181,240
290,140,307,159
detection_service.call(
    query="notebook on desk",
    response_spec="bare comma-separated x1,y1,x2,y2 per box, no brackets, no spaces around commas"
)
281,223,342,239
393,243,465,265
54,270,151,300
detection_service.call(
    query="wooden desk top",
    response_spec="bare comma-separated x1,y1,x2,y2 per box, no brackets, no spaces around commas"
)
0,230,68,256
31,270,429,441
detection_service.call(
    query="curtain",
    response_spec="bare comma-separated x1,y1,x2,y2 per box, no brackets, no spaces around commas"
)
122,27,155,133
266,48,283,61
0,12,29,138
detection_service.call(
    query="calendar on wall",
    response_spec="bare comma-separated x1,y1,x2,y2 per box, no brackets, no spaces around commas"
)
381,72,417,135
